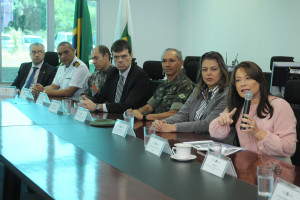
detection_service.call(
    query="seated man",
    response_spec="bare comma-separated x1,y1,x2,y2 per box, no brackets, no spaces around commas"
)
83,45,114,99
33,42,89,100
81,39,151,113
12,42,57,90
133,48,194,121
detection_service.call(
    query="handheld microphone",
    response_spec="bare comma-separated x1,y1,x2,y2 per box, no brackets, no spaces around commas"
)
240,90,253,130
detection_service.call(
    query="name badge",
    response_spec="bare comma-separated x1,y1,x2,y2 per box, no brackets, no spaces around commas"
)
36,92,50,106
74,107,92,122
270,178,300,200
0,86,17,97
48,100,62,114
19,88,31,99
145,134,172,157
112,119,136,137
201,152,237,178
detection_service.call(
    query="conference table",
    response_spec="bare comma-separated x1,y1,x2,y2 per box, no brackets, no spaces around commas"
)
0,96,299,200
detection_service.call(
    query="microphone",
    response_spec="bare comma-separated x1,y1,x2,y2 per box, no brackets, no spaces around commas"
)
240,90,253,130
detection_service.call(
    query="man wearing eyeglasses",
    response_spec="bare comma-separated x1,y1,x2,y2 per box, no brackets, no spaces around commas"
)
82,45,114,99
81,39,151,113
32,42,89,100
12,42,57,90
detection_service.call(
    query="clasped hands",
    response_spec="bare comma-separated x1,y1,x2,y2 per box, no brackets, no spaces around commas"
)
152,120,176,132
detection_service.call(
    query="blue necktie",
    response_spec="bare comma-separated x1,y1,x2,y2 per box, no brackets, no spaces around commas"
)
115,75,124,103
25,67,38,88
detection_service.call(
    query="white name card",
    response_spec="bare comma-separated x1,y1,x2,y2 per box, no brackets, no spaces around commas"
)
112,119,136,137
201,152,237,178
36,92,50,106
270,178,300,200
19,88,31,99
74,107,92,122
0,86,17,97
48,100,62,114
145,134,172,157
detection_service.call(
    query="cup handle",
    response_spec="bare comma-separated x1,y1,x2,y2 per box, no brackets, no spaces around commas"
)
171,147,176,155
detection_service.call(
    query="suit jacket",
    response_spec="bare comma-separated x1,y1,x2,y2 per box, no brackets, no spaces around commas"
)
91,64,151,113
165,87,228,134
12,62,57,89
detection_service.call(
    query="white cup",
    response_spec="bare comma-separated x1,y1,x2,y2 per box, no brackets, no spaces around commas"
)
123,110,134,128
172,143,192,158
144,126,155,147
208,143,222,155
62,99,71,115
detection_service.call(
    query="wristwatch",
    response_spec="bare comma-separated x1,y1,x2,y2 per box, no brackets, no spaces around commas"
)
95,104,100,111
142,113,147,121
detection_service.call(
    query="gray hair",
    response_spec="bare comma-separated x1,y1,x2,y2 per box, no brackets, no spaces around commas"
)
161,48,183,61
29,42,45,52
57,41,73,50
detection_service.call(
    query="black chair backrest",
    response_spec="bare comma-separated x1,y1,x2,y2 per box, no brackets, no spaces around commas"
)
185,61,199,83
184,56,201,70
284,80,300,166
270,56,294,87
143,61,164,80
45,52,60,67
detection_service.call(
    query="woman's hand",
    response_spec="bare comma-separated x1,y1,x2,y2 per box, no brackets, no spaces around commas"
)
218,108,237,126
241,114,267,140
152,120,176,132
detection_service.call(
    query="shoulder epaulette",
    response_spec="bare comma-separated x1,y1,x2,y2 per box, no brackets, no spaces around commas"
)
73,61,80,67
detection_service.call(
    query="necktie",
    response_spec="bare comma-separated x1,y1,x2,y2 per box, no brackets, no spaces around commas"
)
115,75,124,103
25,67,38,88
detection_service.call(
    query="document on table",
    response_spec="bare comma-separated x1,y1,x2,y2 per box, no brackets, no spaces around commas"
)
184,140,244,156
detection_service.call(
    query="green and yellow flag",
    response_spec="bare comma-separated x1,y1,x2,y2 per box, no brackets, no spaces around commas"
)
72,0,93,64
114,0,133,50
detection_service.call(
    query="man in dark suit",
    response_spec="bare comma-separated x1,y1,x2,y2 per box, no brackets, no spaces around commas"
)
81,39,151,113
12,42,57,90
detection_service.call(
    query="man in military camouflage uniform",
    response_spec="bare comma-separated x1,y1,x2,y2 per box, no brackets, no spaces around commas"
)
133,48,194,121
83,45,114,99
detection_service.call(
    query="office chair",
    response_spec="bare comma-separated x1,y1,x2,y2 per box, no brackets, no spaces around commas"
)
183,56,201,70
284,80,300,167
143,61,164,95
44,51,60,67
185,61,199,83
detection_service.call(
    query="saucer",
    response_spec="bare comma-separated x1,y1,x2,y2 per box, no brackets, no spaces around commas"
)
170,154,197,161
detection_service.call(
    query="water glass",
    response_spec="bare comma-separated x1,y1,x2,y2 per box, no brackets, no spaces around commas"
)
144,126,155,147
73,102,80,115
123,110,134,128
208,143,222,155
62,99,71,115
257,166,274,197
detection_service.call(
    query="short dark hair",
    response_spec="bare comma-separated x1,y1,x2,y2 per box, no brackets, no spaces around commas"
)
228,61,274,124
111,39,132,55
57,42,73,50
194,51,229,98
96,45,111,60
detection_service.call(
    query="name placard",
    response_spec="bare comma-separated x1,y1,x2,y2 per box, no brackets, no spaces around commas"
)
270,178,300,200
48,100,62,114
201,153,228,178
36,92,50,106
0,86,17,97
112,119,136,137
19,88,30,100
74,107,92,122
145,134,172,157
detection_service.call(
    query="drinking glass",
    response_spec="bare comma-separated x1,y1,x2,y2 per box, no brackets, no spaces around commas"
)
257,166,274,197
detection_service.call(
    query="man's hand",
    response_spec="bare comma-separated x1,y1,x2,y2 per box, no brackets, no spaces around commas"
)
81,95,97,112
32,83,44,96
132,109,143,120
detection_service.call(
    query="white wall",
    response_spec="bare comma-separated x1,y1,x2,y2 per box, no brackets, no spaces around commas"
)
99,0,300,72
99,0,179,67
178,0,300,72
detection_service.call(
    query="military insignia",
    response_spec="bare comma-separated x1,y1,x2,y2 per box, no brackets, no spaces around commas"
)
73,61,80,67
178,93,186,99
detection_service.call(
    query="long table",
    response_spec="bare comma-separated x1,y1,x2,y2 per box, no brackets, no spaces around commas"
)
1,97,299,199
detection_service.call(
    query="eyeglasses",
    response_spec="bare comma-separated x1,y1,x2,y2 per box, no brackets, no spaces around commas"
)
113,54,128,60
31,51,44,55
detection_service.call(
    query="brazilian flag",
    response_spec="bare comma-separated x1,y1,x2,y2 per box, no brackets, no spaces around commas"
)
72,0,93,64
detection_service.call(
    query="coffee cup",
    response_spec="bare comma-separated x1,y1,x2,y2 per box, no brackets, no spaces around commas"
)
171,143,192,158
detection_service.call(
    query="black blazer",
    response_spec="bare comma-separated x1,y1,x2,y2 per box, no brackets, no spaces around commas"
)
91,64,151,113
12,62,57,89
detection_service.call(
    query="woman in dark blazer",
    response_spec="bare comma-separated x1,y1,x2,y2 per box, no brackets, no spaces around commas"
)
153,51,229,134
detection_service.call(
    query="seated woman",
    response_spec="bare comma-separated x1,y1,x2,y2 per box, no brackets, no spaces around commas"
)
209,61,297,163
153,51,229,134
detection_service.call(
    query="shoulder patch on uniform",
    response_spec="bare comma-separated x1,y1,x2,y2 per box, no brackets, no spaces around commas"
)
178,93,186,99
73,61,80,67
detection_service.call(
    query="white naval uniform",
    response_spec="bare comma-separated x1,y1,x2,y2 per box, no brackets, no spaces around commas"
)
52,56,89,99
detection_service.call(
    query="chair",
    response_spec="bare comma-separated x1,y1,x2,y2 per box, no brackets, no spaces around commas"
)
183,56,201,70
185,61,199,83
44,51,60,67
270,56,294,87
284,80,300,166
143,61,164,95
